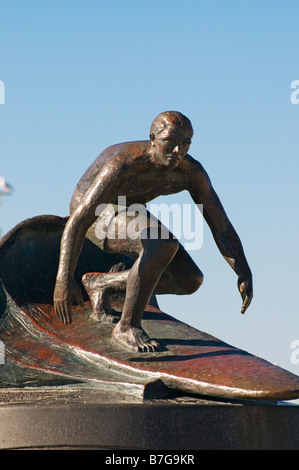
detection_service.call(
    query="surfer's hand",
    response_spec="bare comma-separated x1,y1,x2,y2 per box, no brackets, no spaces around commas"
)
238,272,253,314
54,278,84,324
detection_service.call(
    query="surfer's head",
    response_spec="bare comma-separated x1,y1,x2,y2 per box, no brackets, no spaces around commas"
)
149,112,193,168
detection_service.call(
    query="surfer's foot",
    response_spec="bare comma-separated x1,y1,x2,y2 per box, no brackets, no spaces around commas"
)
82,272,120,324
112,322,160,353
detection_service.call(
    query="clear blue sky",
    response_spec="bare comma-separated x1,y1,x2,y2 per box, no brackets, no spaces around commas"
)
0,1,299,392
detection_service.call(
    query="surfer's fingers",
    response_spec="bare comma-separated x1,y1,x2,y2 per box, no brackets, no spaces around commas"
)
54,301,62,319
54,300,72,324
241,294,252,314
62,301,72,324
56,303,66,323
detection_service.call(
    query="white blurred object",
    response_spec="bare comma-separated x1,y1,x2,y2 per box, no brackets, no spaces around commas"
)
0,177,13,238
0,177,13,195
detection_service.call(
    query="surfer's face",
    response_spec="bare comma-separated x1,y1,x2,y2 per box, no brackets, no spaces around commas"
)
151,126,192,168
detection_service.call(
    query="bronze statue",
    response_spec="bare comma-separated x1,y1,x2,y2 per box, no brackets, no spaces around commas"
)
53,111,253,352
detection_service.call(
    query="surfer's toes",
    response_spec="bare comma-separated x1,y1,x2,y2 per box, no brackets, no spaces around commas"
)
138,340,160,353
109,262,126,273
112,324,159,353
82,272,104,290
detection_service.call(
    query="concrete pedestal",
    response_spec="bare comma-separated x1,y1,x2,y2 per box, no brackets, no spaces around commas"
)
0,387,298,450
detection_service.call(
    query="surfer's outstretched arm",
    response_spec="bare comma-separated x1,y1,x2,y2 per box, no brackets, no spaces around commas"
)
186,157,253,313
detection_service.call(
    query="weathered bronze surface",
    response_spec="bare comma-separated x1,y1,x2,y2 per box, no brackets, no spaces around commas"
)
0,215,298,401
53,111,253,353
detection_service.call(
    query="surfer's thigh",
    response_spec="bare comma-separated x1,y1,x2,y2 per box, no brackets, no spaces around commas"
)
103,206,178,260
86,204,118,251
157,243,204,295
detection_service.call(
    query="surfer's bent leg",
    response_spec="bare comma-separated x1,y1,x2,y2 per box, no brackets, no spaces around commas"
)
112,229,179,352
154,243,204,296
84,208,203,352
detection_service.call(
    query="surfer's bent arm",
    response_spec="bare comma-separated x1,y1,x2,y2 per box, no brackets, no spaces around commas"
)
187,158,253,313
53,199,96,323
54,160,124,323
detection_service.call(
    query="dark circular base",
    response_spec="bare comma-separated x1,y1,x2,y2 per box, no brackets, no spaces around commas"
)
0,387,299,450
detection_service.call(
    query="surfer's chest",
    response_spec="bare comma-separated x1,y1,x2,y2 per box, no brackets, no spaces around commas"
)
119,171,185,201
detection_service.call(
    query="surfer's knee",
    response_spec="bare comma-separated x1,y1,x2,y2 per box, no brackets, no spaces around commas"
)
182,269,204,295
142,235,179,262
